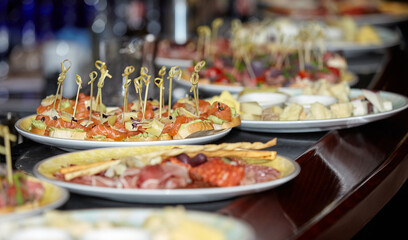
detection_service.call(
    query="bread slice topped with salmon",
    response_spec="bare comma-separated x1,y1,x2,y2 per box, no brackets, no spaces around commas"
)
25,60,240,141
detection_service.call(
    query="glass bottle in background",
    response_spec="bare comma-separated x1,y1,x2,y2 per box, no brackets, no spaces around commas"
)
0,0,9,81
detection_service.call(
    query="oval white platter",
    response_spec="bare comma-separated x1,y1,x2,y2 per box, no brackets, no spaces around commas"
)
33,147,300,204
15,117,231,151
238,89,408,133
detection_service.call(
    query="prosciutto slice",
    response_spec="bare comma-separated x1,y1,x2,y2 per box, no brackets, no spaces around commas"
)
138,163,190,189
240,164,281,185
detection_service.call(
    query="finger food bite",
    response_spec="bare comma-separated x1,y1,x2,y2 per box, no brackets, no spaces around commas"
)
0,168,45,214
27,60,241,141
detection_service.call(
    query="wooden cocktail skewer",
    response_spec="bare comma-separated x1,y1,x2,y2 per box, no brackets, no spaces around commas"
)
140,67,151,121
296,30,306,72
52,59,72,111
0,125,16,184
211,18,223,59
88,71,98,122
72,74,82,120
197,26,211,60
167,66,181,117
196,27,204,61
190,60,205,115
243,46,256,80
122,66,135,124
317,28,325,70
154,66,166,118
94,60,112,122
134,73,144,114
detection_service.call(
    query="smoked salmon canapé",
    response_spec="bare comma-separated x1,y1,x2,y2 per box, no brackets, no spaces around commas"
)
26,94,241,141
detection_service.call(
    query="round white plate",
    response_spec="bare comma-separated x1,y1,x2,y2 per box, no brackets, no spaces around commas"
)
33,149,300,204
238,89,408,133
0,177,69,222
0,208,256,240
15,118,232,151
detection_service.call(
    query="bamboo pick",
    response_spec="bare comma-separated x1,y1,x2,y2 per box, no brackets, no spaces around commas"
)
196,26,205,60
211,18,223,59
122,66,135,124
197,26,211,59
243,50,256,80
72,74,82,120
0,125,13,184
88,71,98,122
189,60,205,115
134,75,144,114
167,66,181,117
140,67,151,121
52,59,72,111
154,66,166,118
94,60,112,122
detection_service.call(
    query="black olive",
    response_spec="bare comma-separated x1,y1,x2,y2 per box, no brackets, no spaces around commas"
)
52,116,58,120
41,117,45,121
190,153,207,167
102,114,108,118
176,153,191,164
87,106,90,110
169,116,173,120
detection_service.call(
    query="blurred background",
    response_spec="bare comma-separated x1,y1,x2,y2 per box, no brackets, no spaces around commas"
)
0,0,257,111
0,0,407,113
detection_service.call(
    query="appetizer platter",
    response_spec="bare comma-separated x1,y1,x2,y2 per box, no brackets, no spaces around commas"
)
231,80,408,133
0,173,69,222
15,60,241,151
1,126,69,221
33,139,300,203
259,0,408,25
157,18,360,94
249,17,401,52
0,207,256,240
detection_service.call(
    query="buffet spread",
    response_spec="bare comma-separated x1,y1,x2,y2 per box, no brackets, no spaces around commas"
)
1,5,408,239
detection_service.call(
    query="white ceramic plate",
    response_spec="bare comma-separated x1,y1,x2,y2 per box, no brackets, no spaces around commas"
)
325,27,400,52
15,118,232,151
238,89,408,133
175,73,359,95
0,176,69,222
0,208,256,240
33,148,300,204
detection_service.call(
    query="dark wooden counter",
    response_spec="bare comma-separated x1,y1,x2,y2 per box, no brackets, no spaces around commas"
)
219,108,407,240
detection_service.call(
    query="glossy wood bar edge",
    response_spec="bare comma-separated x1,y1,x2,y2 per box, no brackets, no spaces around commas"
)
218,107,407,240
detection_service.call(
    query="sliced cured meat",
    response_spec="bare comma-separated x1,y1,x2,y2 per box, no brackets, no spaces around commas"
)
138,163,190,189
